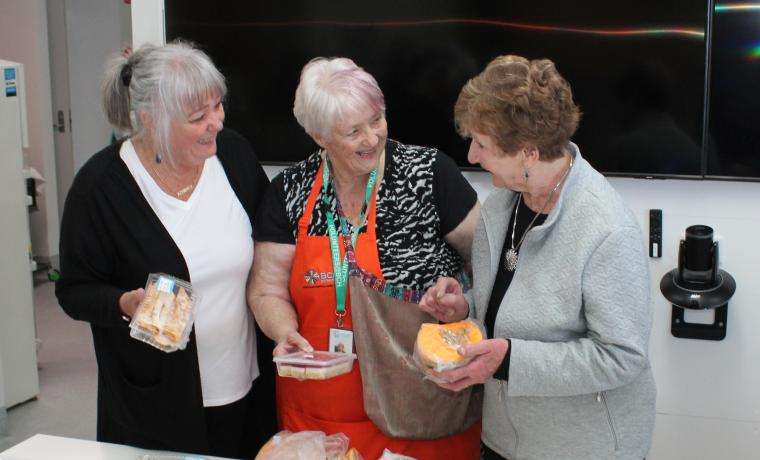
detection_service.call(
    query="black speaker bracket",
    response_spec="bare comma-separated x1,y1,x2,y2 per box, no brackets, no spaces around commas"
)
671,304,728,341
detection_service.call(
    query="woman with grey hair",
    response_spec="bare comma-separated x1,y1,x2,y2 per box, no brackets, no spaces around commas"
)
56,41,276,457
249,57,482,459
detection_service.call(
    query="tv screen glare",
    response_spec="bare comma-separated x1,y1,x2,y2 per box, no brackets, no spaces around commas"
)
707,1,760,179
166,0,707,177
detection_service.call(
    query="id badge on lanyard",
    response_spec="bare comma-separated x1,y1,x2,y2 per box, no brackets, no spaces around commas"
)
328,327,354,354
323,158,377,354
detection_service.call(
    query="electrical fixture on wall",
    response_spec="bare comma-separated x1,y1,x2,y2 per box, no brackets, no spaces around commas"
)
660,225,736,341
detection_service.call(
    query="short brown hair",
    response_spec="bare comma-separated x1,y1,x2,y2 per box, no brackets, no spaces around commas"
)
454,55,581,160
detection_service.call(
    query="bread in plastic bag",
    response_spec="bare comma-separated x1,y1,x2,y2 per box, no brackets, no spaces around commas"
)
255,430,355,460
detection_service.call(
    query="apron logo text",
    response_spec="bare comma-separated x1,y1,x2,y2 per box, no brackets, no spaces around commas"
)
304,268,334,286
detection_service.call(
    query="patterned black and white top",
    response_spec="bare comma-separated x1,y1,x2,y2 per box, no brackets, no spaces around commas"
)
254,139,478,291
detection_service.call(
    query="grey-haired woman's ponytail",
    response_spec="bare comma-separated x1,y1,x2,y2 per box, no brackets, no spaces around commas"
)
102,53,134,133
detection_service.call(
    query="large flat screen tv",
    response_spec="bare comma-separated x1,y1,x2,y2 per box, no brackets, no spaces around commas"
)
166,1,717,178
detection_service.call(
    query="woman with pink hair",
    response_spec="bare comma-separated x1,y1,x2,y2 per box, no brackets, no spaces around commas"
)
249,57,482,459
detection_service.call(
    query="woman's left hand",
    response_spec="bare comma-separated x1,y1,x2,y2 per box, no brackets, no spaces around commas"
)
427,338,510,392
419,276,469,323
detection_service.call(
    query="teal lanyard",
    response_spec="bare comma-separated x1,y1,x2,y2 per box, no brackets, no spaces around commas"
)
322,159,378,326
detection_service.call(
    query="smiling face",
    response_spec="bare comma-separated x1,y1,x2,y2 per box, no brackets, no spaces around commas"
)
169,93,225,167
315,104,388,179
467,131,527,191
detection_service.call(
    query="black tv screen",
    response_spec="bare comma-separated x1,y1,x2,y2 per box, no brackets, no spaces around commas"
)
707,2,760,179
165,0,707,177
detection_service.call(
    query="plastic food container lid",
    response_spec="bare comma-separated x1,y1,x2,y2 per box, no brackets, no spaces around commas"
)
129,273,197,353
273,350,357,367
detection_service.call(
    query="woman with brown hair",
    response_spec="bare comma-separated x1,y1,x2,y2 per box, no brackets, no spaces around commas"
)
420,55,656,459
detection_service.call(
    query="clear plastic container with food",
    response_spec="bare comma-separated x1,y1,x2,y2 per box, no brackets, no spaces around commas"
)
129,273,197,353
273,351,357,380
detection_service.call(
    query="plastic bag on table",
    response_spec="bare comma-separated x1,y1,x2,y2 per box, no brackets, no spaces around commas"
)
324,432,349,459
255,430,351,460
378,449,417,460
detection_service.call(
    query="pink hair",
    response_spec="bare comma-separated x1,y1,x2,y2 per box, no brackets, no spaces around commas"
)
293,57,386,136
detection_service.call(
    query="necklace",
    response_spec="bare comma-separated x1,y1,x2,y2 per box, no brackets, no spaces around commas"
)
504,154,574,271
150,162,202,199
133,138,202,199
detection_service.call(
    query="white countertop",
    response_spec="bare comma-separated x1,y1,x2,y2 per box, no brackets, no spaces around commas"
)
0,434,231,460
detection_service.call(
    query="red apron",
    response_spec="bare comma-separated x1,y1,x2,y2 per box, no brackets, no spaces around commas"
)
277,163,480,459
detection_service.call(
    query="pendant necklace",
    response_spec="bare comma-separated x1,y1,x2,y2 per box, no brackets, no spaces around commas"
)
151,162,202,199
504,154,574,271
134,137,201,199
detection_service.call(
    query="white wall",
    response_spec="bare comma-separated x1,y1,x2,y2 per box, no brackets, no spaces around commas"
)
137,4,760,458
0,352,5,434
64,0,132,172
0,0,60,260
131,0,164,49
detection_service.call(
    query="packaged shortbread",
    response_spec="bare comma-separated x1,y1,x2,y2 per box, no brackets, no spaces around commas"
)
129,273,197,352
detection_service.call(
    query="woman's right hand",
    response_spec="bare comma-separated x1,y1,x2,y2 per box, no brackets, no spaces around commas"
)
118,288,145,318
419,277,469,323
274,330,314,356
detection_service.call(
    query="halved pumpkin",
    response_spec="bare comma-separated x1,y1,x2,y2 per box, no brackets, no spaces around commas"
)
415,319,483,372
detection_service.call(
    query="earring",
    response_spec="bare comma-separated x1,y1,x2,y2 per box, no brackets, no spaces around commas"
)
523,169,530,180
155,152,163,164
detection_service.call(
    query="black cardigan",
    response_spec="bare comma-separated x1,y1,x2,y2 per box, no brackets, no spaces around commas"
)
55,129,276,454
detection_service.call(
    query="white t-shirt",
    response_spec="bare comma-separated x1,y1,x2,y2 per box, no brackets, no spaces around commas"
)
120,140,259,407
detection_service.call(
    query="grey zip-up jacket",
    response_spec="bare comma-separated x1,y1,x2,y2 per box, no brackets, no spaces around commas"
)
471,144,656,459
